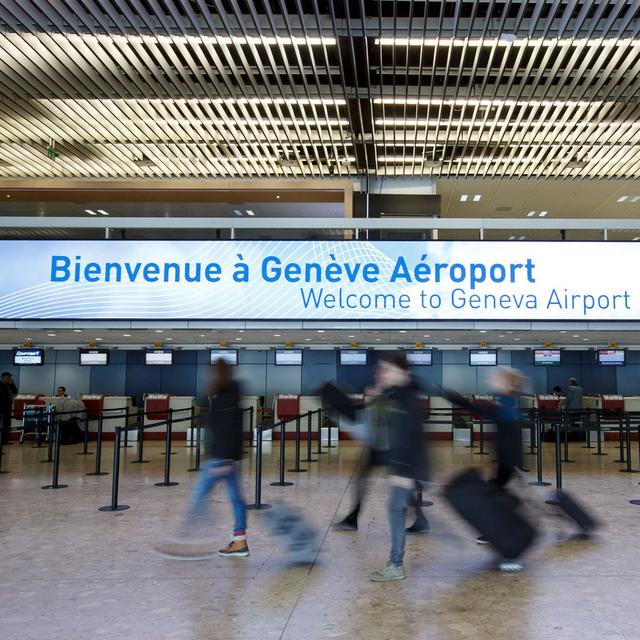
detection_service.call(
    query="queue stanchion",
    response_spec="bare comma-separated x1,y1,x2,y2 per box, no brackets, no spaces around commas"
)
132,411,149,464
249,407,255,448
161,409,177,456
121,407,131,448
188,414,202,472
583,409,594,449
155,412,179,487
528,409,536,456
87,413,108,476
529,412,551,486
316,410,326,455
289,415,307,473
545,422,563,504
562,412,575,463
271,419,293,487
78,410,92,456
99,426,130,512
247,423,272,510
593,410,606,456
615,412,626,463
326,415,336,449
474,416,489,456
0,419,8,474
620,413,638,473
42,421,67,490
465,415,475,449
186,406,196,449
302,411,317,463
41,408,54,464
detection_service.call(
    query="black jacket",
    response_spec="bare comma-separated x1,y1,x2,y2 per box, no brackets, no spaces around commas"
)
0,381,16,416
386,382,429,481
204,381,243,461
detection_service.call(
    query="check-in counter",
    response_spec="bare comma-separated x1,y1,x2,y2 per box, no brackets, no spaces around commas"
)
144,394,195,436
101,396,137,438
424,395,455,438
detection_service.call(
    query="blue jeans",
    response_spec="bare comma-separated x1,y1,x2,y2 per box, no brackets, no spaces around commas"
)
187,459,247,533
389,485,411,566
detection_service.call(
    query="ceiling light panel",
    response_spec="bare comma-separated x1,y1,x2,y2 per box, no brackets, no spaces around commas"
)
0,2,638,179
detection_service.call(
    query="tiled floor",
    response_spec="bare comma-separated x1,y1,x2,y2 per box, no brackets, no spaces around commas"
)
1,437,639,640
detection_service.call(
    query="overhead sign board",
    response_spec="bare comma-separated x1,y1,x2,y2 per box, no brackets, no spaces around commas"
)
0,240,634,321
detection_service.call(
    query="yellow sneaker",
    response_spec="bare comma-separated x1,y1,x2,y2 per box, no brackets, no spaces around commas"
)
219,538,250,557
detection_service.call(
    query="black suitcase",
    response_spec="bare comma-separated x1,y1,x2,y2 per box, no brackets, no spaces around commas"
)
444,467,537,560
550,490,598,532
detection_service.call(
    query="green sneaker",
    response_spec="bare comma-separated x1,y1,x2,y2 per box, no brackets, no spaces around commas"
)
370,562,406,582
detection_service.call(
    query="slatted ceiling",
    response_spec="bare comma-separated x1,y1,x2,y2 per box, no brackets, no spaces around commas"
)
0,1,638,179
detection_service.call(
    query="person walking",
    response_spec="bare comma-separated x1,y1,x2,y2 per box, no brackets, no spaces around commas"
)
156,358,248,559
369,351,429,582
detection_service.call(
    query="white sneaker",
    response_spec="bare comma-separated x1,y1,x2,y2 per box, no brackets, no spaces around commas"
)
499,561,523,572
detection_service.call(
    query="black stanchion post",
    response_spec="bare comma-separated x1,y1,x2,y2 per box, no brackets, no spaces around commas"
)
316,410,326,455
562,412,575,463
249,407,256,448
0,418,8,474
161,409,177,456
122,407,131,448
530,412,551,486
41,408,54,463
132,411,149,464
326,414,336,449
615,412,626,463
620,413,638,473
186,406,196,449
302,411,317,463
545,422,563,504
583,409,594,449
593,410,606,456
87,413,108,476
42,421,67,489
465,415,475,448
271,419,293,486
188,413,201,472
78,409,92,456
474,416,489,456
528,409,536,456
99,427,130,512
155,411,179,487
247,423,272,510
289,415,307,473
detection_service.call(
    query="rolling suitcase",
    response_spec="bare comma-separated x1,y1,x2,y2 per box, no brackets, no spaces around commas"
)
549,489,598,533
444,467,537,560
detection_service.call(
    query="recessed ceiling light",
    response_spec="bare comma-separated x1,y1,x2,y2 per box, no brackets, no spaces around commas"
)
423,334,430,338
459,194,468,202
95,337,103,341
5,194,10,198
633,237,640,241
233,209,243,216
376,338,381,341
514,338,520,341
479,330,487,333
499,334,505,338
305,338,311,341
123,334,131,337
508,235,515,240
572,334,580,338
348,335,356,338
155,329,163,333
583,338,589,341
273,334,281,337
473,194,481,202
97,209,109,216
526,211,536,217
47,333,56,337
26,337,33,340
538,211,548,217
399,330,407,333
84,209,97,215
199,334,206,337
519,236,526,240
560,330,567,334
238,330,244,333
276,195,280,199
617,196,628,202
73,329,82,333
317,330,325,333
246,210,255,216
445,338,450,341
165,337,173,341
235,337,242,341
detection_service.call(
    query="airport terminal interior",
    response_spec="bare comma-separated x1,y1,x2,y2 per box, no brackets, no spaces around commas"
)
2,1,640,639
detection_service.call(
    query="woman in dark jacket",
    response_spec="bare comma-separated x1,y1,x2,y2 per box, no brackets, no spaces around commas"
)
156,359,248,559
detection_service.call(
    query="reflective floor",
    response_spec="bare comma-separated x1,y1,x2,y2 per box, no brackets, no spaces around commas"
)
1,437,639,640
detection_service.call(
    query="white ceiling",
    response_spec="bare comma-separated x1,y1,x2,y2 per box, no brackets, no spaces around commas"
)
0,1,638,179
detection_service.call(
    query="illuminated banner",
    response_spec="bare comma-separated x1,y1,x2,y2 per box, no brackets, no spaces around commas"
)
0,240,635,320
